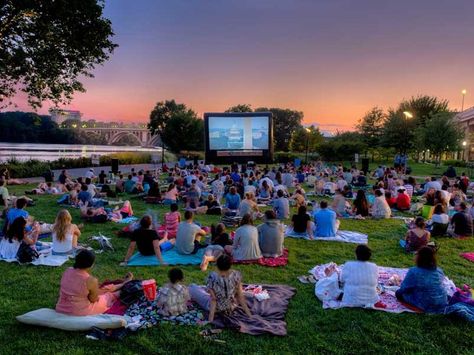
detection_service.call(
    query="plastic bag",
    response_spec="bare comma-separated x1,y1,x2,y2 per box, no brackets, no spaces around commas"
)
315,273,342,302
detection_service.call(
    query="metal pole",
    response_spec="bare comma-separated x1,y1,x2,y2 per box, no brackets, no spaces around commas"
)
161,133,165,171
462,94,465,112
305,133,309,164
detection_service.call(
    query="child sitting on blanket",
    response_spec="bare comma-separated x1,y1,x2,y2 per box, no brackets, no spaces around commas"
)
158,204,181,239
189,254,252,322
156,268,190,316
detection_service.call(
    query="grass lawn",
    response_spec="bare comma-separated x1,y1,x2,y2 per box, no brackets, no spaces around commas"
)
0,184,473,355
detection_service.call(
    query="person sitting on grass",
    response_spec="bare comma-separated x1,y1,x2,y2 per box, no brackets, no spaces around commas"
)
56,249,133,316
395,187,411,211
201,194,222,215
0,217,35,259
331,189,348,217
395,246,448,313
258,180,273,201
340,244,379,307
159,203,181,239
0,179,10,210
290,189,306,210
156,268,190,316
272,189,290,220
384,191,397,208
200,223,232,271
314,200,340,237
290,205,313,239
223,186,241,212
163,183,179,205
225,213,262,261
52,209,81,255
189,254,252,323
429,204,449,237
175,211,207,255
238,192,260,219
448,202,473,238
257,210,284,258
352,190,369,217
371,189,391,219
124,175,136,194
401,217,430,253
121,215,171,265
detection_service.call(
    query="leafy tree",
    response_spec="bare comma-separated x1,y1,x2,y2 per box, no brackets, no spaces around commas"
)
381,110,417,154
398,95,449,127
421,112,464,164
225,104,253,113
148,100,187,137
318,132,366,161
162,111,204,152
289,125,324,152
0,0,117,108
255,107,304,151
356,107,385,147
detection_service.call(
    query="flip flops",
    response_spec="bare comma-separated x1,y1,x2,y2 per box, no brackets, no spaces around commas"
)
297,275,317,284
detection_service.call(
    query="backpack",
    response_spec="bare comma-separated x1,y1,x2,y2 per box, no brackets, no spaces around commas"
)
119,280,144,305
17,242,39,264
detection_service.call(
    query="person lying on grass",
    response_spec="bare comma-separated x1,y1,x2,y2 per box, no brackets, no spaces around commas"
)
56,249,133,316
121,215,172,266
190,254,252,322
200,223,232,272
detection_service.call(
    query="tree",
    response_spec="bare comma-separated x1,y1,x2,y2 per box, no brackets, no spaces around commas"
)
398,95,449,127
162,111,204,152
0,0,117,108
289,125,324,152
255,107,304,151
421,112,464,164
148,100,204,153
381,110,417,154
225,104,253,113
356,107,385,147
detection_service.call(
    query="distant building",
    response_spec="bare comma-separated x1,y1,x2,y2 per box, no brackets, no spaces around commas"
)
49,109,82,124
455,106,474,161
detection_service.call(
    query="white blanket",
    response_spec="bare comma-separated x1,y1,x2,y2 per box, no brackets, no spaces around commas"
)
285,228,368,244
0,243,71,267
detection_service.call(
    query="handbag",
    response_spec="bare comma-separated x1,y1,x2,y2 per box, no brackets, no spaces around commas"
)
119,280,144,306
17,242,39,263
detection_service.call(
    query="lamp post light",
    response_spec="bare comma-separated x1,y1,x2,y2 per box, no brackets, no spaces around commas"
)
401,111,413,171
462,140,467,161
462,89,467,112
305,127,311,164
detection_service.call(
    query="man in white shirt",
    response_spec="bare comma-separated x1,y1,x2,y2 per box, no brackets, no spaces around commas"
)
336,177,348,192
424,177,442,192
85,168,95,180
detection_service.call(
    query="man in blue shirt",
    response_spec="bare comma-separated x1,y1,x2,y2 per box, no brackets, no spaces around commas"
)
313,200,339,237
272,190,289,220
6,197,29,226
225,187,241,210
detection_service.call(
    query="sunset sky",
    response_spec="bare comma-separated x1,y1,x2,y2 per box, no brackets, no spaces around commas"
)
12,0,474,131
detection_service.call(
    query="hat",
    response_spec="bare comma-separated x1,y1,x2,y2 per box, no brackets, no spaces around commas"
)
397,187,406,192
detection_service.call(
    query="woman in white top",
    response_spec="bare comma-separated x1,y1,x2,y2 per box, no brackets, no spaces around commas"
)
340,245,379,307
238,192,259,219
0,217,34,260
52,209,81,255
371,189,391,219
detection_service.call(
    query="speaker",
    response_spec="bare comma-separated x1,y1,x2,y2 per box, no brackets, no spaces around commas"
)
111,159,119,174
193,156,198,166
361,158,369,174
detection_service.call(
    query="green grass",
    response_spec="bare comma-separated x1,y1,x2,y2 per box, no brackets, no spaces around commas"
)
0,185,473,354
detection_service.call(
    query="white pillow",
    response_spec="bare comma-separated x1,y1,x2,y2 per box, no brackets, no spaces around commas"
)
17,308,127,331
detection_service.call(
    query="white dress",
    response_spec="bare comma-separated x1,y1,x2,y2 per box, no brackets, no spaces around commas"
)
0,238,20,260
340,261,379,306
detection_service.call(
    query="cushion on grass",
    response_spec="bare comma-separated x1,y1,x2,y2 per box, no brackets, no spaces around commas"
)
16,308,127,331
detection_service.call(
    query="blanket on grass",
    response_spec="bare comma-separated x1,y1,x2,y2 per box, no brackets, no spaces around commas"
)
232,248,289,267
309,263,456,314
115,217,138,224
123,284,296,336
127,248,205,266
460,252,474,263
0,243,70,267
285,228,368,244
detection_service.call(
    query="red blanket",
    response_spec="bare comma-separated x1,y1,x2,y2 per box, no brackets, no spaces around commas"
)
232,249,289,267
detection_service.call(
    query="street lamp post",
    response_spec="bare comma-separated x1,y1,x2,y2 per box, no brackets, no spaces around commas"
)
462,140,467,161
305,127,310,164
402,111,413,173
462,89,467,112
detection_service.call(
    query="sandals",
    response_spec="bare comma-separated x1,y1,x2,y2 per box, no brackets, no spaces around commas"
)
199,329,225,343
297,275,317,284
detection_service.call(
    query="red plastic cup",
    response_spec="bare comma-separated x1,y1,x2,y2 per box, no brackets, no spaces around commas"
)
142,279,157,301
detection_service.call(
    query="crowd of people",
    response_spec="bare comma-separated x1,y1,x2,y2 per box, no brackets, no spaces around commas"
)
0,159,472,325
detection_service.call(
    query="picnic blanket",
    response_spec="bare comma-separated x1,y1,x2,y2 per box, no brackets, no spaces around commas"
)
285,228,368,244
212,284,296,335
460,252,474,263
233,249,289,267
309,263,456,313
127,248,205,266
0,244,70,267
115,217,138,224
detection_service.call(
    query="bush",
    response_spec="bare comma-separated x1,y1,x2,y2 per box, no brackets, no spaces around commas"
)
274,152,301,163
443,159,467,167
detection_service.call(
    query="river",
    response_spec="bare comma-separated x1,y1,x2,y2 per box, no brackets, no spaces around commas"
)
0,142,162,162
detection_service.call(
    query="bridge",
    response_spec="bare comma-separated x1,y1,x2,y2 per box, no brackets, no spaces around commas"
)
80,126,161,147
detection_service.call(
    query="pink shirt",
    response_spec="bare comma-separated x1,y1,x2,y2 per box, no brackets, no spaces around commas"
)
164,188,179,201
56,268,116,316
165,211,180,238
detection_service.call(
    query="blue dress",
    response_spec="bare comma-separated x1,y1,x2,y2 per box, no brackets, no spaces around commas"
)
395,266,448,313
